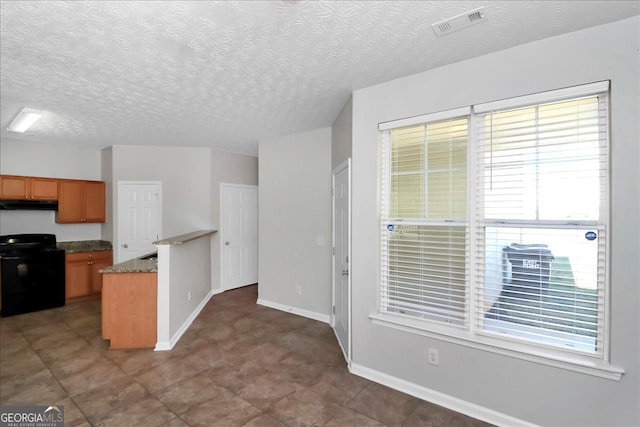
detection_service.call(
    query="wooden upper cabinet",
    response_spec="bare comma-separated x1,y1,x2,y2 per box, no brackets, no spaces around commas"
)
57,179,106,223
0,175,58,200
0,175,28,199
83,180,106,223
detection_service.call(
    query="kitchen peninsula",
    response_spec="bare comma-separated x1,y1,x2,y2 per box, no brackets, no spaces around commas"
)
100,230,216,350
100,254,158,349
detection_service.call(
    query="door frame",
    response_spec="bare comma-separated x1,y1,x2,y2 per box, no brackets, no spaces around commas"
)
332,158,352,366
116,181,162,263
219,183,259,291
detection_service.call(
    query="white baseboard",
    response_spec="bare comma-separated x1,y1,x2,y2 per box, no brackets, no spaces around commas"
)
257,298,331,324
349,363,538,427
155,290,214,352
154,341,171,351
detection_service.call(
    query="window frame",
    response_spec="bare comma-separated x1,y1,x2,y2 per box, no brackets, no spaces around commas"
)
380,113,470,326
373,81,624,381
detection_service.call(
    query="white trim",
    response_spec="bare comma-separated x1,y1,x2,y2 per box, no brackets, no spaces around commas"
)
333,327,351,370
332,157,352,365
155,289,214,351
473,80,609,113
154,341,172,352
257,298,331,324
350,362,539,427
378,106,471,130
370,312,624,381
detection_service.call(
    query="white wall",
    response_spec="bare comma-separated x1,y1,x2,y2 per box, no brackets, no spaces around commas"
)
155,233,214,350
210,150,258,291
110,145,211,260
350,17,639,427
0,138,103,240
258,127,332,322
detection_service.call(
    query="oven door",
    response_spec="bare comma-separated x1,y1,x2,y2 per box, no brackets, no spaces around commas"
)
1,250,65,317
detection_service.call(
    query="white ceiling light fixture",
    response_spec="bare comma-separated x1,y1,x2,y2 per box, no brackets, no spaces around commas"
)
432,7,487,37
7,108,43,133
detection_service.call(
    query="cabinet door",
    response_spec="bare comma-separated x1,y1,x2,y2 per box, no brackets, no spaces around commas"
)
84,181,106,223
90,250,112,294
30,177,58,200
57,180,84,223
65,254,92,299
102,272,157,348
0,175,29,199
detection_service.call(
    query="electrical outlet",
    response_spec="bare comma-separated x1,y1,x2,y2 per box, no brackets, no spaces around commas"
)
428,348,439,366
187,291,191,301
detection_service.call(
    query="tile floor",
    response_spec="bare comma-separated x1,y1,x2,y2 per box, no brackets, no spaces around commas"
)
0,285,493,426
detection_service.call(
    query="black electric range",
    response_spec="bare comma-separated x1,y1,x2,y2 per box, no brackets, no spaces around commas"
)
0,234,65,317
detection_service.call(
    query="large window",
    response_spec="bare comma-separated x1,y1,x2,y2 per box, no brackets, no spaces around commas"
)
379,82,610,362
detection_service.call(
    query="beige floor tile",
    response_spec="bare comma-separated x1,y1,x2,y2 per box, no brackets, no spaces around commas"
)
0,284,492,427
241,413,287,427
236,371,304,410
324,406,388,426
267,389,344,427
132,357,200,394
403,400,495,427
156,374,226,415
72,376,149,424
180,390,261,427
93,395,176,427
347,382,421,427
57,357,128,397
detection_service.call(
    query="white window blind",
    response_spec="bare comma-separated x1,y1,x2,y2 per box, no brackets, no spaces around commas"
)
378,81,610,358
380,116,469,326
475,90,609,355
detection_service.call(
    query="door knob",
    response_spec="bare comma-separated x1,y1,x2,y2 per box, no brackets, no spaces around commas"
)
342,270,349,276
225,241,230,246
122,244,128,248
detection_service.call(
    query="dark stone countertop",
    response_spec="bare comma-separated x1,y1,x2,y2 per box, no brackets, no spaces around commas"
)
99,257,157,274
57,240,113,253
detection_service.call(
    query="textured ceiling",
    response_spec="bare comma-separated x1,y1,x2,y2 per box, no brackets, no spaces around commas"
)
1,1,638,155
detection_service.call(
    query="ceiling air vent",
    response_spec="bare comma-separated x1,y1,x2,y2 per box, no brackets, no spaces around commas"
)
432,7,487,37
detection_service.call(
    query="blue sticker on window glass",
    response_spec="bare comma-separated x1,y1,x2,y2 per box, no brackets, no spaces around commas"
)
585,231,597,241
387,224,395,231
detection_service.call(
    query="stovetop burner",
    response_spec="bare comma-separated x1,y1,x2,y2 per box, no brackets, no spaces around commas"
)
0,234,58,253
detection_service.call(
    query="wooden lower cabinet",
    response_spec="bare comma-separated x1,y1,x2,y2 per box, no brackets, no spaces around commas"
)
101,272,157,349
65,250,113,299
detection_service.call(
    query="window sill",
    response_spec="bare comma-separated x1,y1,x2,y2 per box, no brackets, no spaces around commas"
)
369,312,625,381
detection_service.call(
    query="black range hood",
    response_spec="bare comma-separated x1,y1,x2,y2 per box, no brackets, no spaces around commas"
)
0,199,58,210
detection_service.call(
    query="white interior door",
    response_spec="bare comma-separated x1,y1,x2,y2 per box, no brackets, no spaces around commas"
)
117,182,161,263
221,184,258,290
333,159,351,365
